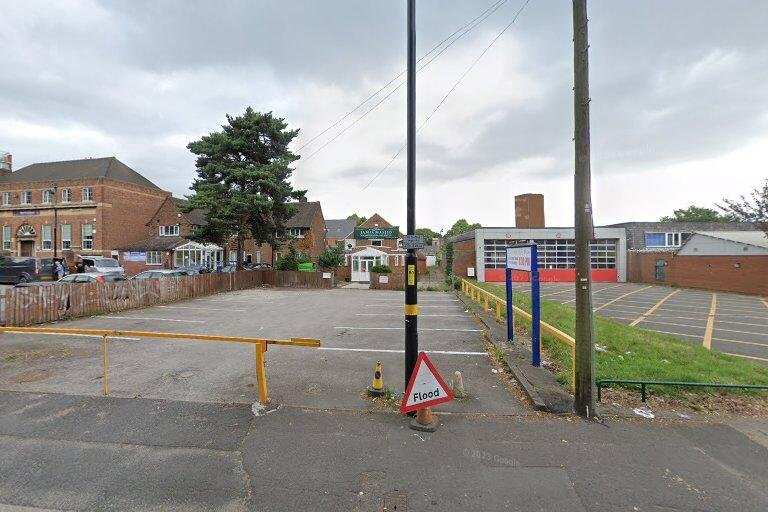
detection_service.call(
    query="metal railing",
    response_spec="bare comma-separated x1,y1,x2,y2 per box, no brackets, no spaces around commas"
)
460,278,576,390
597,379,768,402
0,326,321,404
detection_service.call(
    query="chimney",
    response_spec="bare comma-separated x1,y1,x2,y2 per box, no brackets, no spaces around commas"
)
0,152,11,175
515,193,545,228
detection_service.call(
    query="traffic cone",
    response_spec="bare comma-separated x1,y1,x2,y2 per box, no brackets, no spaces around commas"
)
409,407,438,432
367,361,386,397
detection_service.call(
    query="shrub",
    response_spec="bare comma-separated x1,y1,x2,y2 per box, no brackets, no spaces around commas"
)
274,246,311,271
318,244,345,268
370,264,392,274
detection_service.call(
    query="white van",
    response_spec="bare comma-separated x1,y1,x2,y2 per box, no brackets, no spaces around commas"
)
80,256,125,278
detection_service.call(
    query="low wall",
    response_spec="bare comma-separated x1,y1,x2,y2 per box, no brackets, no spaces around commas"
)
2,270,333,326
369,272,403,290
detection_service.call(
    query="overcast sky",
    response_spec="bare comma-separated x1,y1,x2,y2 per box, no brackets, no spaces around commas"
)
2,1,767,231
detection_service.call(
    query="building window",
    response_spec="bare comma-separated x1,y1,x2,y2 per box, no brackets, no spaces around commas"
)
159,224,180,236
371,240,383,247
288,227,303,238
2,226,10,250
645,232,686,248
42,225,52,250
61,188,72,203
21,191,32,205
61,224,72,250
43,189,54,204
147,251,162,265
82,224,94,250
2,192,10,206
482,238,617,270
82,187,94,202
228,250,237,263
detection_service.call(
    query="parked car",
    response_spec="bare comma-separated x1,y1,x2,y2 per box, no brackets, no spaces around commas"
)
0,256,38,284
78,256,125,277
58,272,125,284
131,269,188,280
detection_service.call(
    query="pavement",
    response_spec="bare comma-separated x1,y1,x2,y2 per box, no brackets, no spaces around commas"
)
502,281,768,364
1,286,768,510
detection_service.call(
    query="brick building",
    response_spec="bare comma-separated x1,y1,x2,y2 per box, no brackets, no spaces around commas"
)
449,194,627,283
606,220,757,252
271,198,327,262
0,157,168,261
627,231,768,295
324,218,355,248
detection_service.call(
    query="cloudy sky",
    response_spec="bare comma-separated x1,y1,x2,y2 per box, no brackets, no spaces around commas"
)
2,1,767,231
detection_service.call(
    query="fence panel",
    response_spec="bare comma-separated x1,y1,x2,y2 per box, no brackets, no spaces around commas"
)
1,270,332,326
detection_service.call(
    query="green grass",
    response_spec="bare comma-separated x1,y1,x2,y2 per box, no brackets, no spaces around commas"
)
471,282,768,394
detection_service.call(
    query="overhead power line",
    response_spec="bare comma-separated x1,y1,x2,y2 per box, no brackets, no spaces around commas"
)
362,0,533,190
298,0,511,160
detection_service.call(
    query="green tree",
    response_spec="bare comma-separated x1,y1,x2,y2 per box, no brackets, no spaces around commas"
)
415,227,440,245
659,205,734,223
274,246,311,271
346,213,368,226
318,244,345,268
445,219,481,238
719,179,768,234
185,107,305,270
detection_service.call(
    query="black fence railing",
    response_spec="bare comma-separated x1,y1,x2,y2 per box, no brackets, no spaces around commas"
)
597,379,768,402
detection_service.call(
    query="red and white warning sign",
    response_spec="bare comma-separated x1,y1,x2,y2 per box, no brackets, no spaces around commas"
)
400,352,454,414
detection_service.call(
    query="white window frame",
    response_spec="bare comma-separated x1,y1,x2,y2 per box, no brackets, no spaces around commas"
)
61,224,72,250
43,189,54,204
82,187,94,202
21,191,32,205
2,226,11,250
146,251,163,265
42,225,52,250
82,224,94,250
1,192,10,206
159,224,180,237
288,227,303,238
645,231,683,248
61,188,72,203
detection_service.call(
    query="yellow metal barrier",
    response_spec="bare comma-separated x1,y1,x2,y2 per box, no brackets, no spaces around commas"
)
0,326,321,404
460,278,576,391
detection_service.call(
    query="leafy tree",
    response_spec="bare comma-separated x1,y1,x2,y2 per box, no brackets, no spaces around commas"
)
318,244,345,268
445,219,481,238
415,227,440,245
659,205,734,223
718,179,768,234
185,107,305,270
346,213,368,226
443,242,454,277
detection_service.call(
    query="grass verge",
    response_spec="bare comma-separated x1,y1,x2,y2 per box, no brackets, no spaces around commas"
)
471,282,768,396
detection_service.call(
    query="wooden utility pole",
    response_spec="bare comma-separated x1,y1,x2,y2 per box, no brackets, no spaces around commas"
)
572,0,596,417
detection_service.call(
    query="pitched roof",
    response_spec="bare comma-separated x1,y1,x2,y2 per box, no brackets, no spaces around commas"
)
325,219,356,239
0,157,162,190
121,235,187,252
691,230,768,249
287,200,322,228
172,197,208,227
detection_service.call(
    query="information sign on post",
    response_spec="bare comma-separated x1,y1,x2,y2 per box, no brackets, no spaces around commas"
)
505,244,541,367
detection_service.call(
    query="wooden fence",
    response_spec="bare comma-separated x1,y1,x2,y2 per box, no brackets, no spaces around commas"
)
1,270,333,327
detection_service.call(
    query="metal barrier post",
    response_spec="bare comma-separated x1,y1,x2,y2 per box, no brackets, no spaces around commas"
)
102,334,109,396
255,342,269,404
505,268,514,342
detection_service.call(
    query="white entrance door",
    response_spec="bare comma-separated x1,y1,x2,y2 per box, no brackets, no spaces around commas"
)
350,248,387,282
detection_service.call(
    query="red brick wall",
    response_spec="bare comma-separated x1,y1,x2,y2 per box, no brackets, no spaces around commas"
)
145,197,196,239
628,251,768,295
369,271,404,290
450,239,476,278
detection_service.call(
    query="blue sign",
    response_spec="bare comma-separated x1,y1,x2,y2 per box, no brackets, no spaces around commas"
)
505,244,541,367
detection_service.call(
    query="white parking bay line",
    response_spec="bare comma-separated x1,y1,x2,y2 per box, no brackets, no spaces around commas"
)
335,326,482,332
319,347,487,356
100,316,206,324
158,305,246,312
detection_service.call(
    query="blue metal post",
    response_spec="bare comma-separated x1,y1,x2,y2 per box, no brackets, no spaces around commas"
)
531,245,541,367
505,267,514,342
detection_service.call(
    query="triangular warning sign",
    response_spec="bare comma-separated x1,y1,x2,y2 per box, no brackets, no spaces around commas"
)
400,352,454,414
